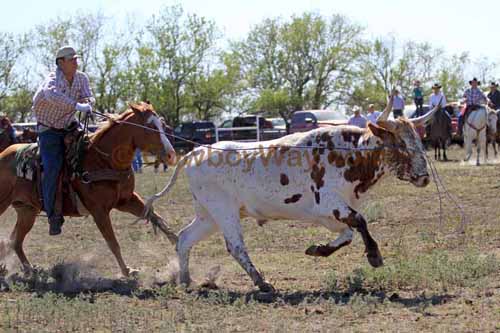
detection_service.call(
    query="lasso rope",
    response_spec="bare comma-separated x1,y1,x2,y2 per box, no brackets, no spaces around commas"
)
425,156,469,235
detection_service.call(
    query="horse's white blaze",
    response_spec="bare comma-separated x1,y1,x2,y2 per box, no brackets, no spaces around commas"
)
148,115,174,154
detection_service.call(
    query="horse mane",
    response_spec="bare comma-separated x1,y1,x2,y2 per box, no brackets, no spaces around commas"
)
90,110,134,145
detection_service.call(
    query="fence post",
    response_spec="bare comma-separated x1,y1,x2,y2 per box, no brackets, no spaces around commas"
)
256,116,261,141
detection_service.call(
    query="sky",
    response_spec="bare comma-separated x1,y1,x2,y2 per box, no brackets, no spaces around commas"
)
1,0,499,72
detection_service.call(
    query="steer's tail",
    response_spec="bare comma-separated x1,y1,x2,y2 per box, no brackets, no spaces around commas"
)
142,152,194,219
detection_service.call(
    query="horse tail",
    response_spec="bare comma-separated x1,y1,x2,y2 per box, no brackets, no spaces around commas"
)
142,151,196,218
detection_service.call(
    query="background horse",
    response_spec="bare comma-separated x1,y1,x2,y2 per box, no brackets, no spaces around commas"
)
0,128,14,153
464,106,488,165
16,128,38,144
0,117,16,152
486,108,498,159
0,102,177,276
427,106,452,161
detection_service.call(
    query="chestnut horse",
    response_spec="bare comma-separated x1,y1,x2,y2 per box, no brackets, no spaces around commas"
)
0,102,177,276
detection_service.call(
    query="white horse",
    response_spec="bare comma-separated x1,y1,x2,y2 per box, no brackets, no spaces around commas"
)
464,106,488,165
486,108,498,159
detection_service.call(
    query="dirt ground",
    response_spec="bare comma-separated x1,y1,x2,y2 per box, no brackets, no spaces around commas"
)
0,145,499,332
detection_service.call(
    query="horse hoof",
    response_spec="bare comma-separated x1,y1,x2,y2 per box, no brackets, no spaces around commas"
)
258,281,276,293
124,267,140,278
200,280,219,290
306,245,328,257
21,264,34,274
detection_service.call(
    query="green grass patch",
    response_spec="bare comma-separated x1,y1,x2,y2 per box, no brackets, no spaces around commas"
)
328,250,499,292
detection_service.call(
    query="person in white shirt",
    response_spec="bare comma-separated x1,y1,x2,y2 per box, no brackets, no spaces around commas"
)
365,104,381,123
347,106,367,128
428,83,447,110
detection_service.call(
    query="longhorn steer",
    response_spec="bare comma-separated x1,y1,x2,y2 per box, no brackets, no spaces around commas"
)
145,102,438,292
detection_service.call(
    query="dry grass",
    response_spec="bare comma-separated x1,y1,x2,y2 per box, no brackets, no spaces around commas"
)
0,145,499,332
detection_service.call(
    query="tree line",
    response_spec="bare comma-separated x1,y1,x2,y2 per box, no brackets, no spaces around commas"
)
0,5,498,125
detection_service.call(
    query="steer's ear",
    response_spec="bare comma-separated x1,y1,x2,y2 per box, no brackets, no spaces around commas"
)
368,122,393,140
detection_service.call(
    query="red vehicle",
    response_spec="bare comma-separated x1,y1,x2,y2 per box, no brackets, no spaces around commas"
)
446,102,464,144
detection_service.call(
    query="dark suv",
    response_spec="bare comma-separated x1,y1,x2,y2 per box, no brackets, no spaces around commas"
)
217,115,276,141
290,110,347,133
173,121,216,152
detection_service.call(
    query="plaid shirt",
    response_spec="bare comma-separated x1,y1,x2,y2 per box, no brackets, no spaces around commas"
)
32,68,94,129
463,87,486,106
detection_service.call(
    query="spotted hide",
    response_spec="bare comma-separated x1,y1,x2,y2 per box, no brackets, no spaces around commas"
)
145,106,437,292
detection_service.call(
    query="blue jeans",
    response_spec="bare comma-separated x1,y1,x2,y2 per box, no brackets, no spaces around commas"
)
393,109,403,119
38,129,65,219
132,149,143,172
8,127,17,143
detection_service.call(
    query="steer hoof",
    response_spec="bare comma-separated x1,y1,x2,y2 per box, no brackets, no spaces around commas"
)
305,244,335,257
305,244,322,256
367,250,384,268
258,281,276,293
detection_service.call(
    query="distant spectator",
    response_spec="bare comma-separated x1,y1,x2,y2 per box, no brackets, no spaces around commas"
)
487,82,500,110
132,148,143,173
347,106,367,128
391,89,405,119
365,104,382,123
413,80,424,116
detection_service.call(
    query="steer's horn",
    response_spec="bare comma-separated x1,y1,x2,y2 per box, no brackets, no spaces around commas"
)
409,102,440,126
377,94,394,122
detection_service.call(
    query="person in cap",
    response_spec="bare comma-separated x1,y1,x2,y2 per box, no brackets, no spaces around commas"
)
458,77,488,136
347,106,367,128
32,45,94,235
428,83,451,137
487,82,500,110
429,83,447,111
365,104,382,123
391,88,405,119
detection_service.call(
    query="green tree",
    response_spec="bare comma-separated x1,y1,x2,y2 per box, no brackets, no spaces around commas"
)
0,32,26,104
233,13,365,120
352,36,443,110
185,53,244,120
436,52,469,101
145,5,219,124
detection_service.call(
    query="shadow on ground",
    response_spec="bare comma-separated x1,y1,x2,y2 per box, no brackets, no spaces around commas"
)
193,286,455,310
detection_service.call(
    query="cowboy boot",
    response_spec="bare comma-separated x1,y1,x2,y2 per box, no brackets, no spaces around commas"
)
49,215,64,236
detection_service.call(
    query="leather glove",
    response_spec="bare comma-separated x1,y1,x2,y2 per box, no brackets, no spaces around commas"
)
75,102,92,114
